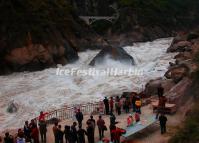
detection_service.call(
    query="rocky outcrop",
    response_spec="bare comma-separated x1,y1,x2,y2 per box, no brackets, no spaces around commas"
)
7,101,18,113
89,46,134,66
165,64,190,83
0,1,108,75
167,41,192,53
144,78,175,96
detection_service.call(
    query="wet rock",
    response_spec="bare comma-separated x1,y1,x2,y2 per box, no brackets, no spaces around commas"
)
174,52,192,61
167,41,192,53
7,101,18,113
89,46,134,66
165,64,190,83
144,78,175,96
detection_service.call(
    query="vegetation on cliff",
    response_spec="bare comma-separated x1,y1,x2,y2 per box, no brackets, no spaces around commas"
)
115,0,199,32
0,0,73,50
0,0,108,74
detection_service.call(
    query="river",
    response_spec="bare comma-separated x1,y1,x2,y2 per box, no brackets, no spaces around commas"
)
0,38,176,131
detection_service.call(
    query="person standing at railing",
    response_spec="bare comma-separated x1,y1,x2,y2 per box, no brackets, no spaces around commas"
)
57,125,64,143
103,97,109,115
75,109,84,127
64,125,70,143
109,97,114,114
53,122,59,143
39,120,47,143
71,122,78,143
77,125,87,143
115,96,121,115
30,123,39,143
86,115,96,130
135,97,142,114
23,121,31,142
86,121,95,143
38,111,48,122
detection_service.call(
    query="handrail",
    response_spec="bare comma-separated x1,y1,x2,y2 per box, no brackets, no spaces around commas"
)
34,102,100,124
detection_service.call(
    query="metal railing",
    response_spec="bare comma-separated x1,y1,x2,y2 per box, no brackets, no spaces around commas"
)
43,102,100,123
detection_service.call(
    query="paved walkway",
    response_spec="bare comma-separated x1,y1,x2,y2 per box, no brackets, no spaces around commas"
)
46,105,154,143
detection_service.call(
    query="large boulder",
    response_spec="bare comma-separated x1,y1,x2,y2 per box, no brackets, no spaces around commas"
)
174,52,192,61
7,101,18,113
144,78,175,96
89,46,135,66
165,64,190,83
167,41,192,53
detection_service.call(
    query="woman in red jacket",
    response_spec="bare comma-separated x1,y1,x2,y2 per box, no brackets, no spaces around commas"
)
31,124,39,143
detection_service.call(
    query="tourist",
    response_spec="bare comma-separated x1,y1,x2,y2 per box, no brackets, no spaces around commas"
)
86,115,96,130
77,125,87,143
110,112,116,125
97,115,106,140
16,129,25,143
4,132,14,143
39,120,47,143
64,125,70,143
115,96,121,115
120,95,126,112
38,111,48,122
111,127,126,143
86,121,95,143
75,109,84,126
159,114,167,134
57,125,64,143
135,97,142,114
103,97,109,115
53,122,59,143
157,84,164,98
109,124,116,142
135,112,140,122
23,121,31,142
124,97,130,113
127,114,134,127
71,122,78,143
31,123,39,143
29,119,36,130
156,94,167,119
131,94,137,112
99,101,104,114
109,97,114,113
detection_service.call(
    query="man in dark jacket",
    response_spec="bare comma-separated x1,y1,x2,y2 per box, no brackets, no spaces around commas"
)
110,112,116,125
71,122,78,143
39,120,47,143
159,114,167,134
86,115,96,132
57,125,64,143
4,132,14,143
77,126,87,143
75,109,83,126
64,125,70,143
24,121,31,142
53,122,59,143
87,122,94,143
103,97,109,115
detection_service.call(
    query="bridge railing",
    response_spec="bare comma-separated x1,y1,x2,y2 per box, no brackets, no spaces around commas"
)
43,102,100,124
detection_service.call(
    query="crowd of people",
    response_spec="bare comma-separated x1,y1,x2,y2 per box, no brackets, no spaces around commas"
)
1,85,168,143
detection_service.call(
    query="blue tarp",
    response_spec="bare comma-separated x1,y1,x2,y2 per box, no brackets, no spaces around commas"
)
122,115,157,138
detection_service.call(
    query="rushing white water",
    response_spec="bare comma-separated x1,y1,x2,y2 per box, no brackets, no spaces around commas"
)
0,38,176,131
